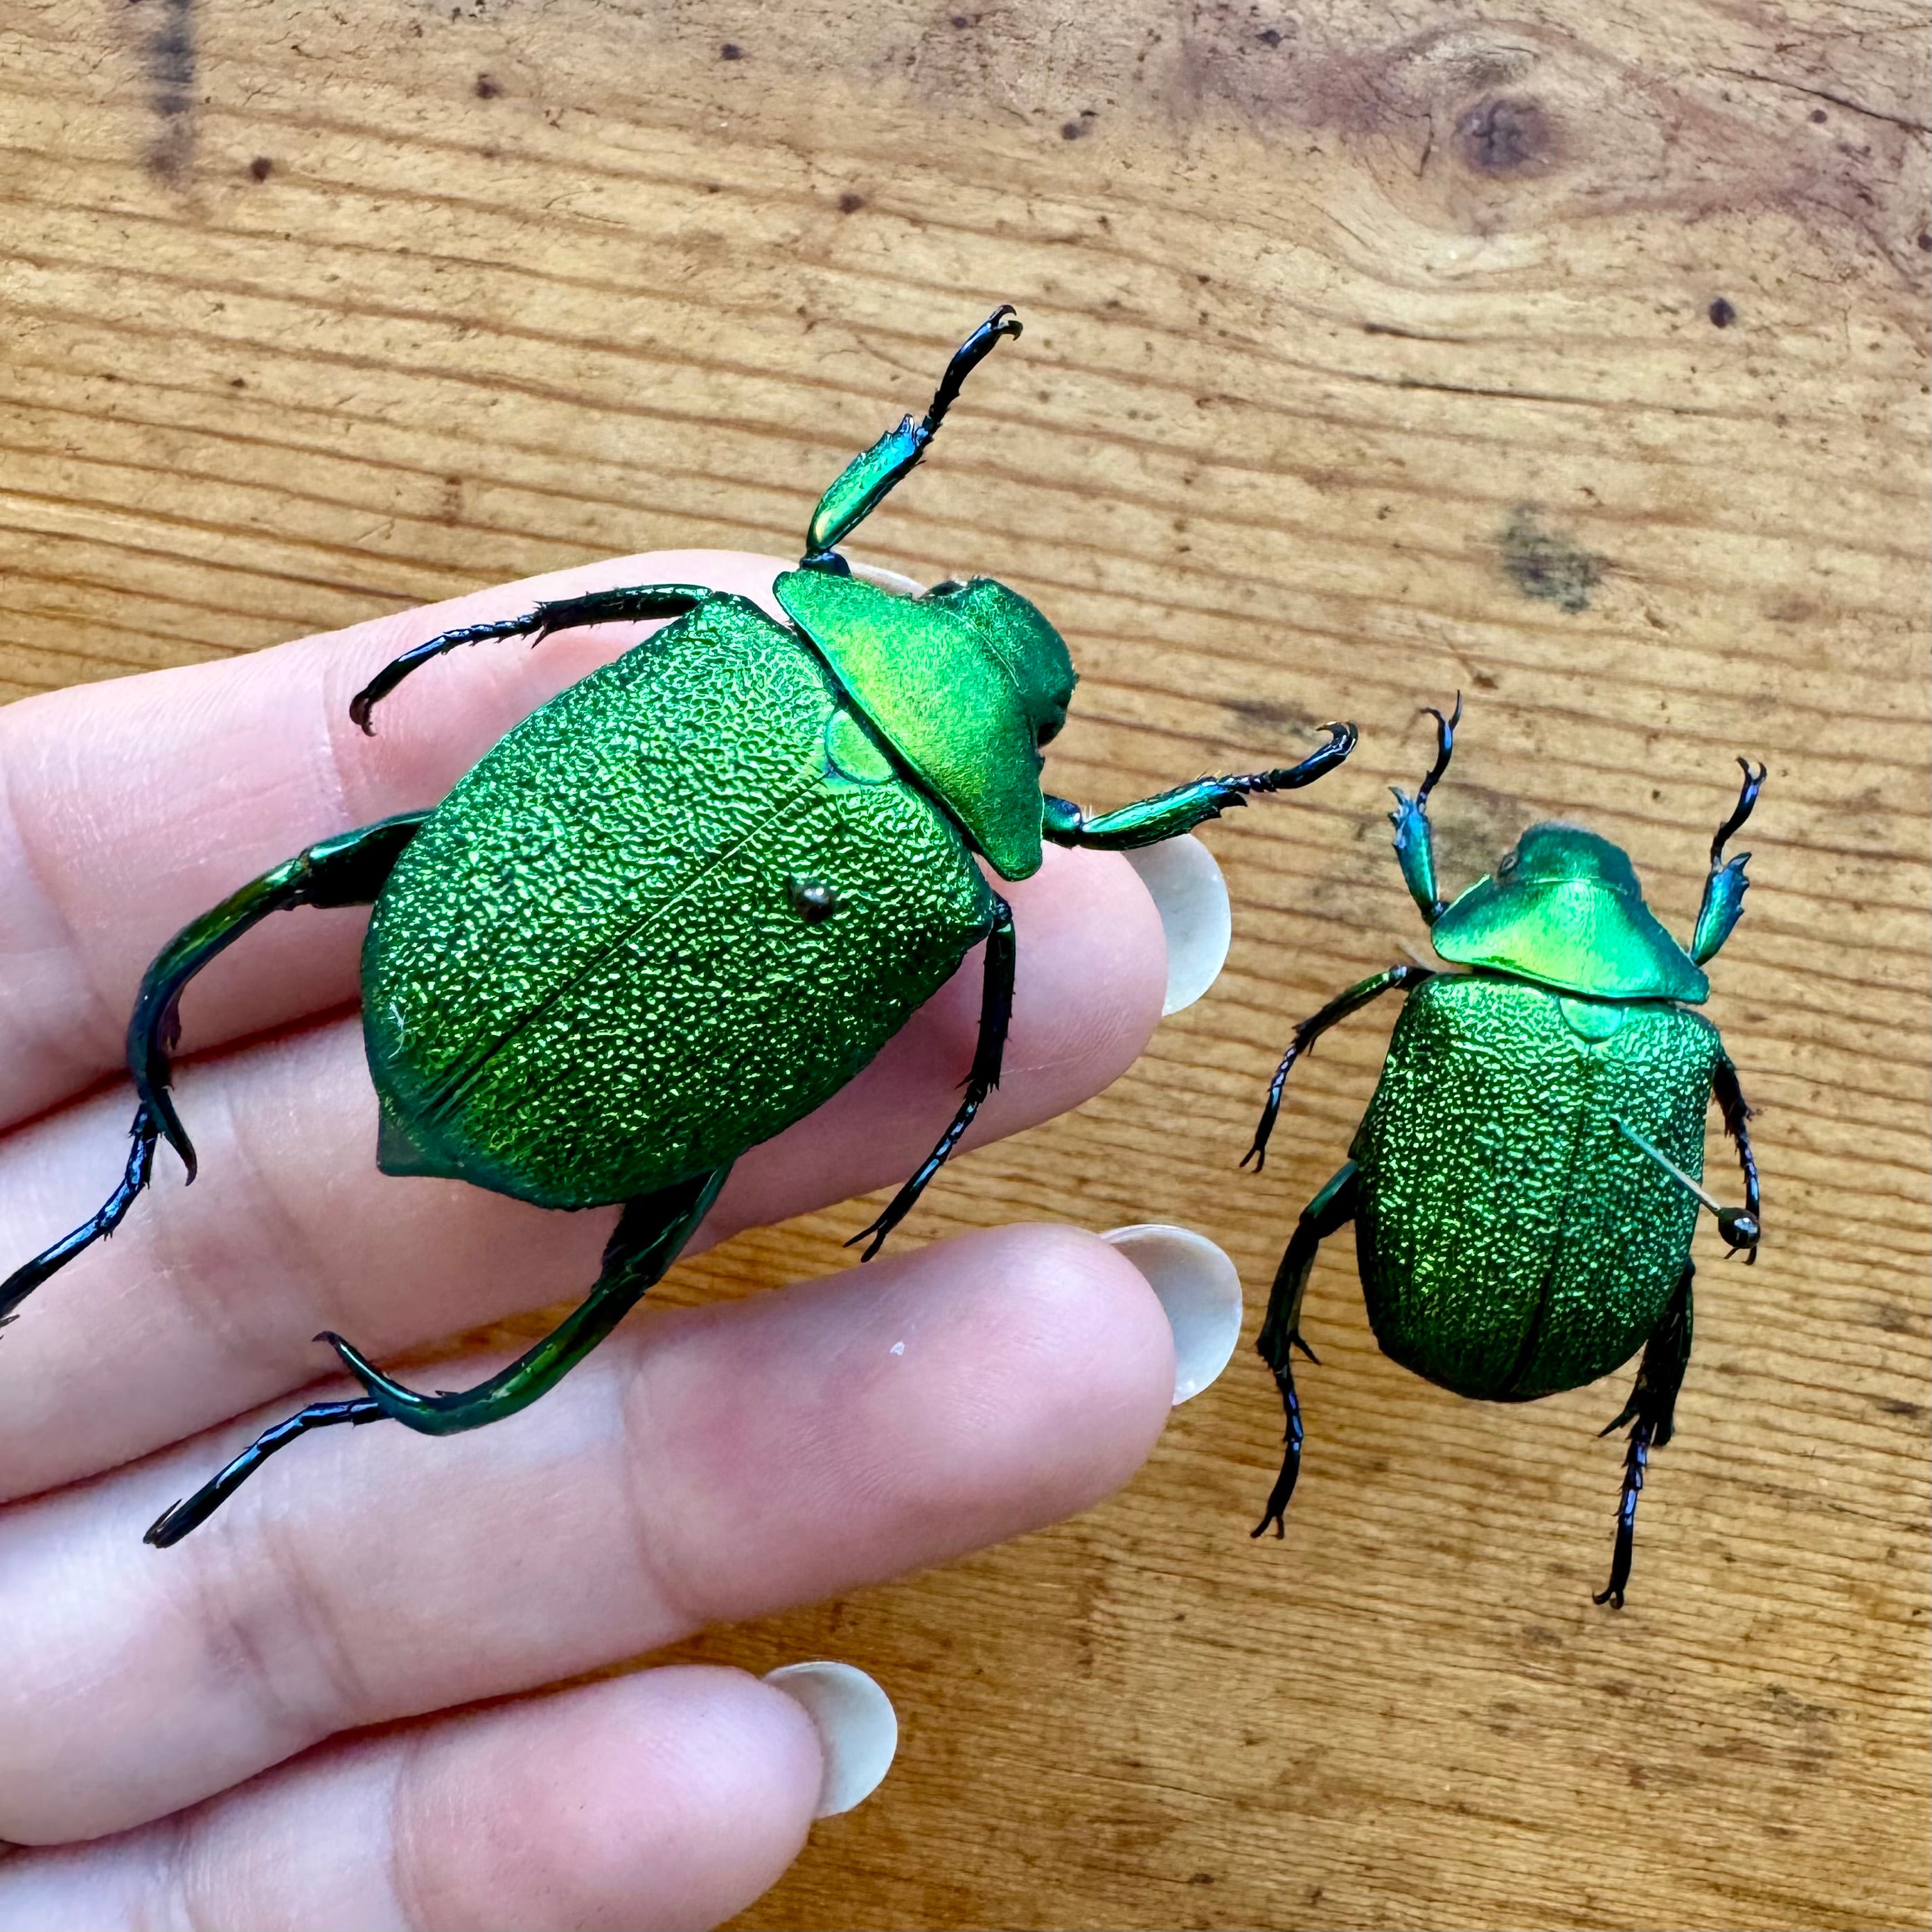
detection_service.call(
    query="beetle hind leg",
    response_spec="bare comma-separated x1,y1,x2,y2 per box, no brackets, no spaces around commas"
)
1594,1262,1694,1608
145,1166,729,1544
1252,1162,1358,1539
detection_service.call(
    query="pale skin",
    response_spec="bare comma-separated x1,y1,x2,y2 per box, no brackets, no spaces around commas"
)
0,552,1180,1930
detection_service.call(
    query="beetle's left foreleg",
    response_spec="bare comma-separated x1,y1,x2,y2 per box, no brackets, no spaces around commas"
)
1252,1162,1359,1540
1593,1263,1694,1608
1690,756,1766,965
802,307,1023,565
846,896,1016,1261
1388,694,1460,925
1042,724,1356,850
1711,1054,1762,1264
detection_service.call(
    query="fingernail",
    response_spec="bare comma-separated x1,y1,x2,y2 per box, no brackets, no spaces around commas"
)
1101,1223,1243,1404
763,1661,899,1818
1122,835,1232,1016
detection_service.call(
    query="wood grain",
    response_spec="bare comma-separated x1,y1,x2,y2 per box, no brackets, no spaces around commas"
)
2,0,1926,1925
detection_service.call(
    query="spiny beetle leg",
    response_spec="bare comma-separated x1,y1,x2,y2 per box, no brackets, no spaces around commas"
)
1690,756,1766,966
1594,1262,1694,1608
1245,967,1432,1171
1711,1054,1762,1266
0,1107,157,1330
1388,693,1460,925
0,815,427,1331
145,1399,385,1548
1041,724,1357,852
348,584,710,734
324,1166,728,1436
847,897,1016,1261
1252,1162,1358,1539
145,1169,729,1543
803,308,1023,565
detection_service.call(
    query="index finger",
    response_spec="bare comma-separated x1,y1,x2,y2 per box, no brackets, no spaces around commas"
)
0,549,792,1133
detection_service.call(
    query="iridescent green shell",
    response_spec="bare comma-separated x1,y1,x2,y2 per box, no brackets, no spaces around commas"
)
1432,824,1709,1003
362,594,995,1210
1351,974,1719,1401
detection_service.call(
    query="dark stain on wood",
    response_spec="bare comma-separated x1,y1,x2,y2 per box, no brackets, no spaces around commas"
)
141,0,195,181
1457,95,1558,173
1499,506,1604,614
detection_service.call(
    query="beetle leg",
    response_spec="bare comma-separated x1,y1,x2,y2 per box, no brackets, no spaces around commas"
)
348,583,711,734
1387,693,1460,925
144,1166,729,1543
1040,723,1357,851
846,896,1016,1262
0,814,428,1333
801,307,1024,565
1252,1162,1358,1540
1593,1262,1694,1608
1690,757,1766,966
1243,966,1433,1171
1710,1054,1762,1265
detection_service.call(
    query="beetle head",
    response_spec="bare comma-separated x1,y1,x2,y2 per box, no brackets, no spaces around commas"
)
1432,822,1710,1002
774,568,1075,883
921,576,1078,756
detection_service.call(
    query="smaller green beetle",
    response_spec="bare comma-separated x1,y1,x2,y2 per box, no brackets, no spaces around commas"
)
1243,701,1764,1606
0,308,1357,1545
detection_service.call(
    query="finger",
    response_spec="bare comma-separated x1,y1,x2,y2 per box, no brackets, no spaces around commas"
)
0,841,1164,1500
0,549,797,1132
0,1223,1176,1839
0,1666,828,1932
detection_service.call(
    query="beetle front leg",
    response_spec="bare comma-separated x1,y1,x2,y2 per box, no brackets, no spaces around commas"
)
801,307,1024,565
0,813,428,1331
1252,1161,1358,1539
1042,723,1356,851
1690,757,1766,965
348,583,711,734
847,896,1016,1261
1244,966,1433,1171
1594,1263,1694,1608
1387,694,1460,924
145,1166,729,1543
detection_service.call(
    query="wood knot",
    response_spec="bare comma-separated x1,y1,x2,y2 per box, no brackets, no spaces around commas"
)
1456,95,1556,174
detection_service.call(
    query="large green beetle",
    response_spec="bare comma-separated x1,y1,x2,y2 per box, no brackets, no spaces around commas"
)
1243,702,1764,1605
0,308,1356,1545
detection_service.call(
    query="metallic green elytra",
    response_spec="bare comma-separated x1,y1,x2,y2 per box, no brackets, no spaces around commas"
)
1244,700,1765,1606
0,307,1358,1547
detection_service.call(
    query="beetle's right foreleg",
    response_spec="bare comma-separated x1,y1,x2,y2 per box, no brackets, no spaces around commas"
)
1040,725,1356,851
348,583,711,733
1244,968,1432,1170
1388,694,1460,924
0,813,427,1330
1252,1161,1359,1539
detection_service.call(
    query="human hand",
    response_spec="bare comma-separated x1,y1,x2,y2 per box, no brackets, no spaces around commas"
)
0,553,1241,1929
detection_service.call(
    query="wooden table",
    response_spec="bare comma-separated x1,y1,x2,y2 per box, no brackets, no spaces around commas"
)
3,1,1926,1924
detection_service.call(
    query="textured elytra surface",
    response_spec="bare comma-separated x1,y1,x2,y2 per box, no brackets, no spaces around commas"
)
1351,975,1717,1400
363,596,994,1209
